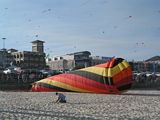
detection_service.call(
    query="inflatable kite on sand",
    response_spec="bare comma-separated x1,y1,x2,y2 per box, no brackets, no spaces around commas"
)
32,58,133,94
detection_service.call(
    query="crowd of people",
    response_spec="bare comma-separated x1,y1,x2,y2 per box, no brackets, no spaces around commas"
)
132,72,160,89
0,69,61,85
1,68,160,90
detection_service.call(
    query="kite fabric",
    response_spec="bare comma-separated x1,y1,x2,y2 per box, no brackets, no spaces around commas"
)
32,58,133,94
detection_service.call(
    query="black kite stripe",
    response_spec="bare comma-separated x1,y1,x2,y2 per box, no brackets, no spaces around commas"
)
69,71,113,85
117,83,132,91
36,82,74,92
96,58,124,68
112,58,124,68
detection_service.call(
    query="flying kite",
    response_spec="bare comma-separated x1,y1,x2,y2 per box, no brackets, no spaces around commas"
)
32,58,133,94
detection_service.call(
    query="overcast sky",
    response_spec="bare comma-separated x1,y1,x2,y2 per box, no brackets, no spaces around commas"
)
0,0,160,61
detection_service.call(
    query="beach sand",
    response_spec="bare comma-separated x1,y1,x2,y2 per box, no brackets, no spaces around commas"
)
0,90,160,120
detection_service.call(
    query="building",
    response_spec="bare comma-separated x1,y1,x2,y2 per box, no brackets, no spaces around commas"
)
0,49,14,68
47,51,113,71
32,40,45,53
47,51,91,71
11,40,46,69
145,56,160,63
12,51,45,69
145,56,160,73
130,56,160,73
7,48,18,53
90,56,112,66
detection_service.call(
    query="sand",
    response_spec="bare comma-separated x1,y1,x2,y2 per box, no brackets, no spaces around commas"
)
0,90,160,120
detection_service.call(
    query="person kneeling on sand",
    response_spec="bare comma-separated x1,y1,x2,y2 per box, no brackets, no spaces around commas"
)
55,92,66,103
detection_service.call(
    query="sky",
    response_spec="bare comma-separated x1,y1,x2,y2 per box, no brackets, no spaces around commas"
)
0,0,160,61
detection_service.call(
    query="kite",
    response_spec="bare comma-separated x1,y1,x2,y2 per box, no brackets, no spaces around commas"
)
32,58,133,94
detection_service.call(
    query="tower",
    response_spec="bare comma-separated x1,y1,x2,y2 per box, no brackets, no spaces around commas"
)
31,40,45,53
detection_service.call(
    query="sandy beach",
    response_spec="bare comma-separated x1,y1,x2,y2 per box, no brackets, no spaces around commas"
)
0,90,160,120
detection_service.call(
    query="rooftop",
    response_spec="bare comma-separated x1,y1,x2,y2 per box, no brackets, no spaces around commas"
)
67,51,91,56
146,56,160,62
31,40,45,43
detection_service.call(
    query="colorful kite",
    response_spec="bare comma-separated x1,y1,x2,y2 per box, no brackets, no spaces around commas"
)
32,58,133,94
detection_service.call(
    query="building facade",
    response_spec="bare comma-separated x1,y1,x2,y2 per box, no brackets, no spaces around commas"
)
0,49,14,68
47,51,113,71
130,61,160,73
90,56,112,66
32,40,45,53
47,51,91,71
12,51,45,69
11,40,46,69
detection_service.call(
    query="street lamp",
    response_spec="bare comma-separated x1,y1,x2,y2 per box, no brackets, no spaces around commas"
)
2,37,6,49
2,38,6,68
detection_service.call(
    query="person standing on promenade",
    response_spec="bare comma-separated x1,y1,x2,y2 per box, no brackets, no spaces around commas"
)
55,92,66,103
